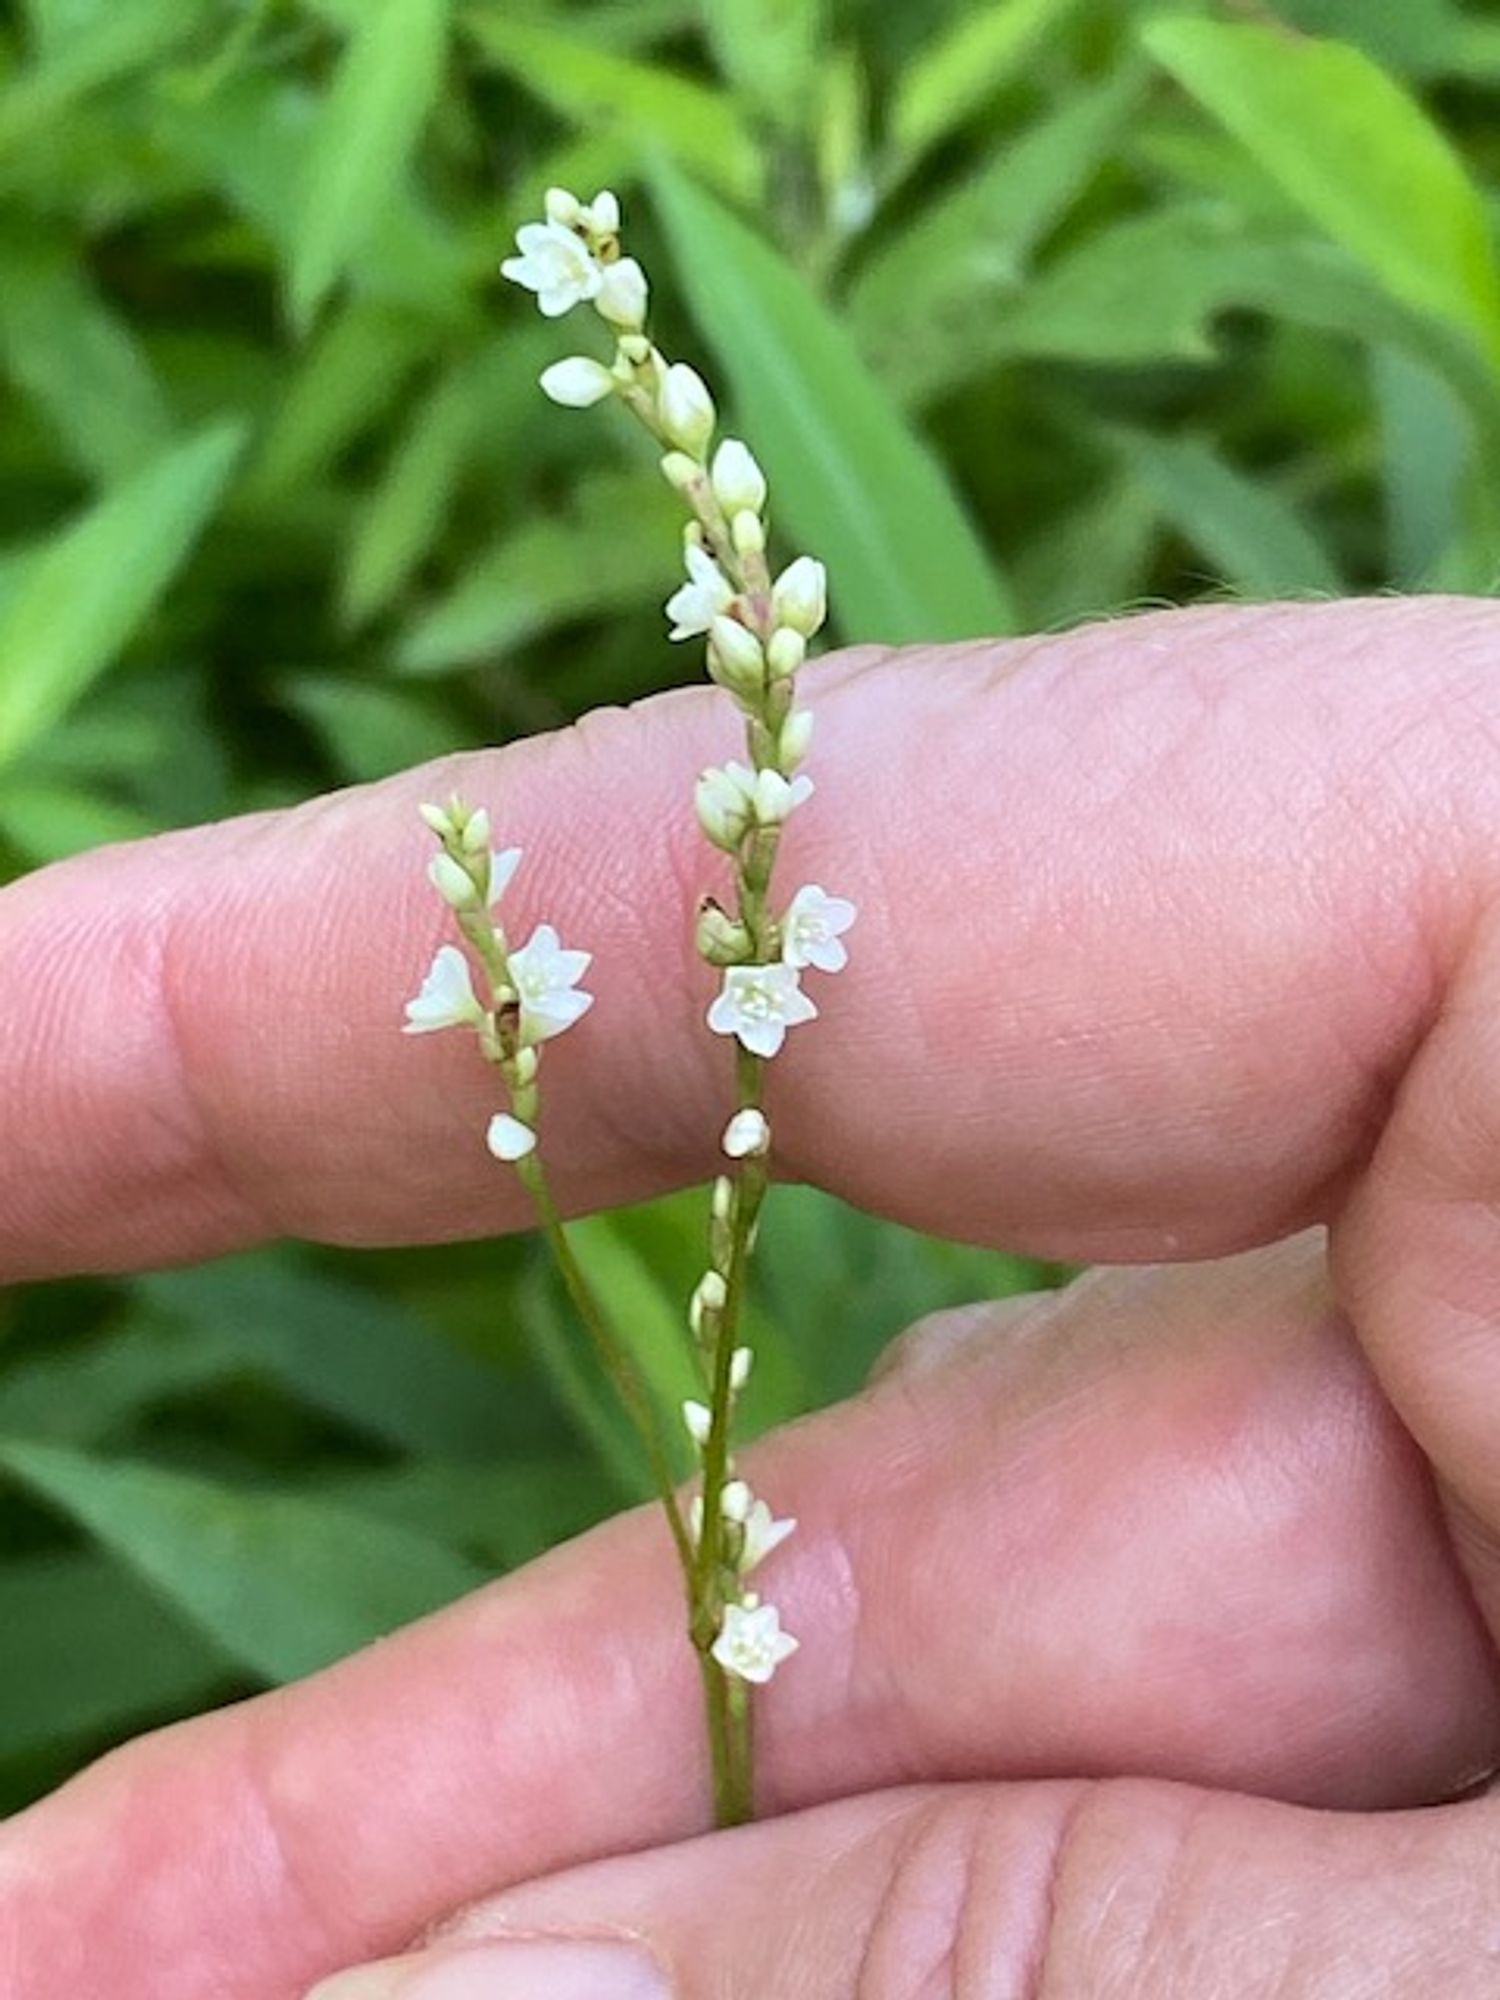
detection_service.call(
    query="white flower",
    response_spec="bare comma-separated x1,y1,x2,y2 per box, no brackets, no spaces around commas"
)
403,945,485,1035
711,438,766,516
682,1398,712,1448
665,543,734,640
486,1112,536,1162
772,555,827,637
596,256,647,330
721,1106,770,1158
428,851,480,910
660,362,715,456
782,885,856,974
711,1600,799,1685
488,846,523,907
539,356,615,408
752,768,813,825
708,963,817,1059
507,923,594,1044
695,761,757,847
501,220,602,317
739,1498,796,1573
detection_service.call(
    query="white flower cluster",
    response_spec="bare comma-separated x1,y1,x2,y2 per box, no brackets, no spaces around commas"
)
404,796,593,1165
682,1382,799,1686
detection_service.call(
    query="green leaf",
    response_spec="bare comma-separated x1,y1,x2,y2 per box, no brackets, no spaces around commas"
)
396,468,681,673
889,0,1086,171
464,11,763,204
849,70,1143,388
0,0,209,152
0,1554,226,1758
699,0,825,130
1372,344,1474,586
1113,430,1344,599
1143,16,1500,370
138,1253,529,1461
340,359,481,627
652,164,1014,643
279,675,460,783
564,1214,701,1458
288,0,451,330
319,1457,609,1570
0,1439,486,1682
0,421,244,770
0,233,172,481
0,782,157,865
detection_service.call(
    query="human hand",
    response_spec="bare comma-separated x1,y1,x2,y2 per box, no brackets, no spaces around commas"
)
5,598,1500,1997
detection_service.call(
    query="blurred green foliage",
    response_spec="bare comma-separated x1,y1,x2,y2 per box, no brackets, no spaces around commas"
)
3,0,1499,1811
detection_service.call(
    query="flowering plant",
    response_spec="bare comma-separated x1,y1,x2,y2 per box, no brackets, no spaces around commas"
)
404,185,855,1826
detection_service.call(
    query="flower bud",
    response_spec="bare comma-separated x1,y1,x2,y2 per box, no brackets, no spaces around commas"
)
660,362,715,457
682,1399,712,1449
712,1175,735,1223
752,768,803,825
778,707,814,769
729,1346,754,1393
428,851,479,910
695,766,754,849
766,627,805,681
418,800,455,838
722,1478,753,1523
772,555,827,637
583,188,620,235
689,1269,729,1340
659,449,700,494
485,1112,536,1162
510,1046,539,1088
539,356,615,408
596,256,647,331
731,509,765,558
709,614,765,689
460,806,491,854
711,438,767,516
722,1106,771,1158
544,186,582,227
696,899,754,964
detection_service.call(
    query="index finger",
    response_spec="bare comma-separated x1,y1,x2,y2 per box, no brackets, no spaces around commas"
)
0,596,1488,1281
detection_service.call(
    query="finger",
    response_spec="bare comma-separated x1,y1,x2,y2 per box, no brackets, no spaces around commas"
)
1337,913,1500,1643
4,596,1498,1279
3,1242,1494,1998
304,1777,1500,2000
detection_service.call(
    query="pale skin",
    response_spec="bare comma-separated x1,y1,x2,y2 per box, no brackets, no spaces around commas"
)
6,598,1500,1995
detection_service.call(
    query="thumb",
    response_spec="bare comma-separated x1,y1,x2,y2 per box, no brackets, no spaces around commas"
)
300,1775,1500,1997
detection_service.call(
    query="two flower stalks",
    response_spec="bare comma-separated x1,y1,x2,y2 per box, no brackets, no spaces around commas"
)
404,187,855,1829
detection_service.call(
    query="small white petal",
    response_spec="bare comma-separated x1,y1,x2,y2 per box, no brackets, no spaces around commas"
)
418,800,455,837
539,356,616,407
584,188,620,235
485,1112,537,1161
665,543,735,641
740,1499,796,1573
721,1478,753,1523
544,186,582,226
502,220,602,317
722,1107,770,1158
487,846,523,907
682,1399,713,1448
403,945,484,1034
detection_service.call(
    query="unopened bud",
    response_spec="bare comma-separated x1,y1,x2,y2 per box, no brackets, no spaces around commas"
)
544,186,582,226
711,438,767,516
695,766,754,850
778,707,814,769
419,800,455,838
729,1346,754,1393
660,362,716,457
731,509,765,558
766,627,806,681
596,256,647,331
660,449,700,494
689,1269,729,1340
682,1398,712,1449
721,1478,753,1522
722,1106,771,1158
460,807,491,854
772,555,827,637
540,356,615,408
709,614,765,689
696,899,754,964
428,851,479,910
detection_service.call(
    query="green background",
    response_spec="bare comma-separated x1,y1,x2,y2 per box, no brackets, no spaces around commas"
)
2,0,1497,1813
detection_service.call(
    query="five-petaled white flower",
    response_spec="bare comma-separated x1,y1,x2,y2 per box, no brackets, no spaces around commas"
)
665,543,735,640
708,963,817,1059
403,945,484,1035
782,884,856,973
739,1498,796,1574
501,220,602,317
486,1112,537,1162
711,1600,799,1685
507,923,594,1044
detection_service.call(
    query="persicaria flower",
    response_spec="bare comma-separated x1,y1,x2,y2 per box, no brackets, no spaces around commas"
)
782,885,856,974
486,1112,537,1162
739,1497,796,1573
596,256,648,330
666,543,735,641
711,438,766,516
721,1106,770,1158
501,220,602,317
711,1600,799,1685
507,923,594,1044
682,1398,712,1448
751,768,813,826
707,963,817,1059
403,945,484,1035
539,357,615,408
772,555,827,637
695,762,757,848
660,362,716,456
